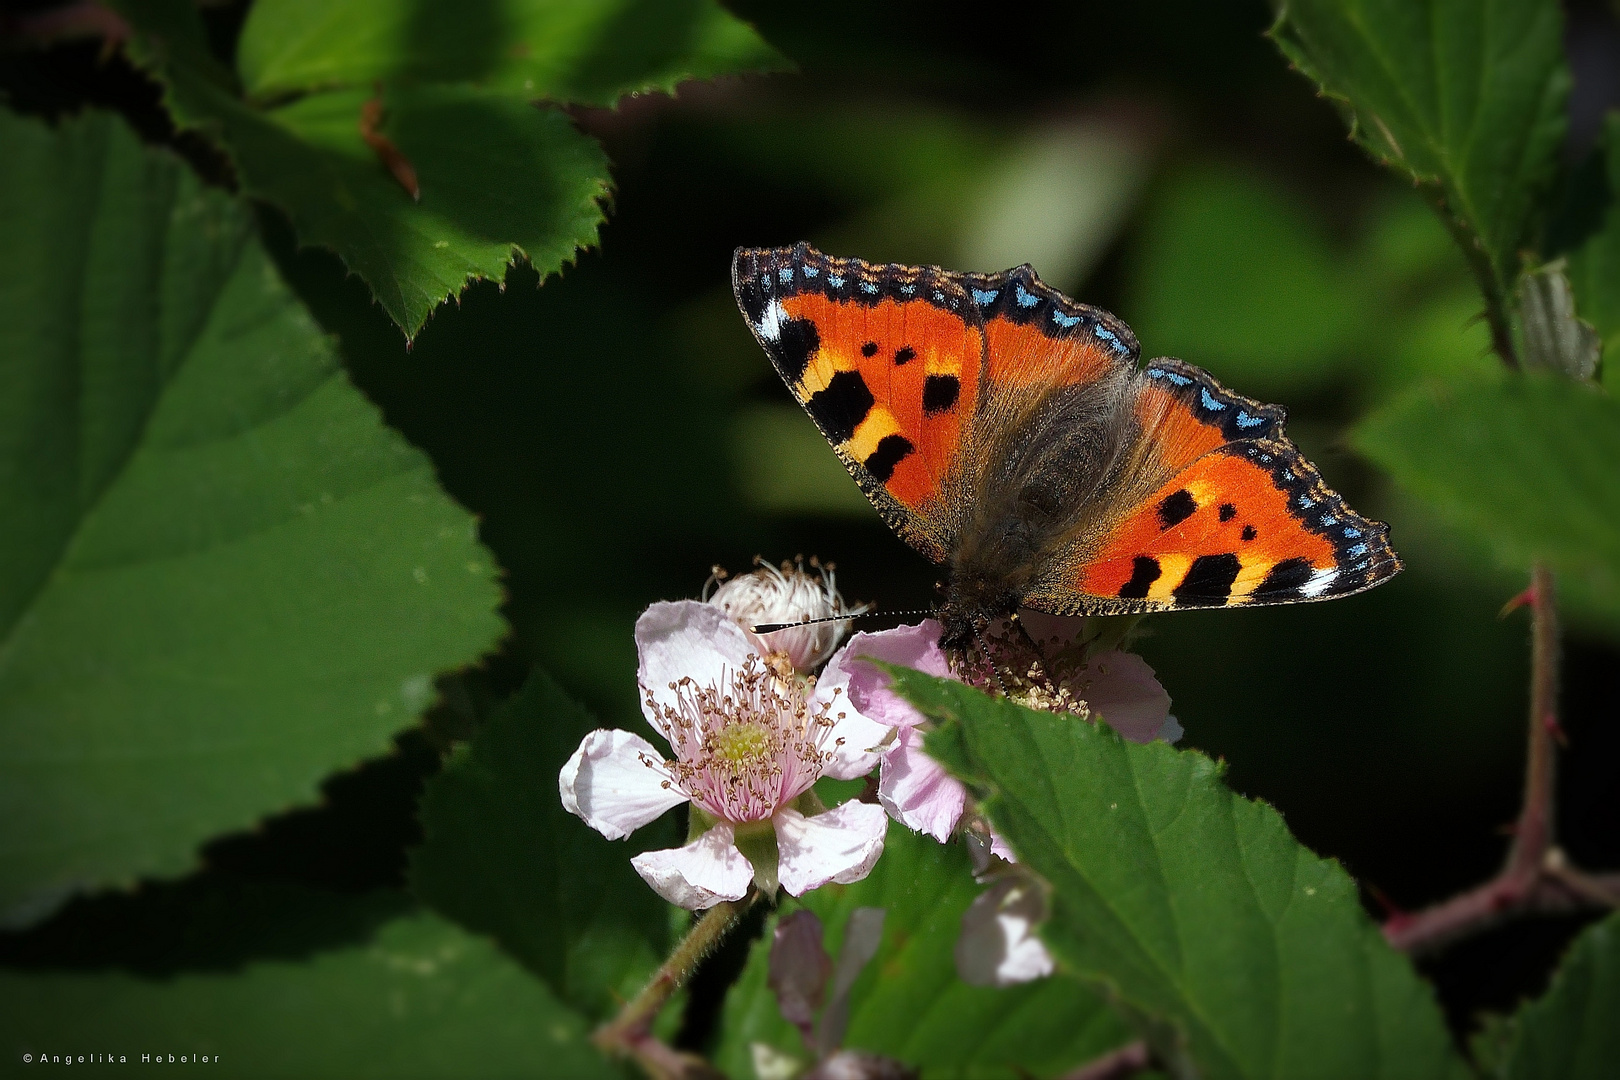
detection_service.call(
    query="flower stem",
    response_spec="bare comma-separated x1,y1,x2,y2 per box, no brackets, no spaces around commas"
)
1384,565,1618,954
1060,1040,1153,1080
594,889,761,1060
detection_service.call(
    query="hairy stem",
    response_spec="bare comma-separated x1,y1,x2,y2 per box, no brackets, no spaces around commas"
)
594,890,760,1057
1384,565,1618,954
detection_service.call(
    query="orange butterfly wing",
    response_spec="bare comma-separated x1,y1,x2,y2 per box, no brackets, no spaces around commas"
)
733,244,989,562
734,244,1400,615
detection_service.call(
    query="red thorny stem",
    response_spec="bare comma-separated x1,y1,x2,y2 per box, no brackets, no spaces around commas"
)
1384,564,1620,954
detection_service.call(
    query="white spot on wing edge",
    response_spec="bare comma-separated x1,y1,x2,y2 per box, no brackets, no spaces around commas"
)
1299,567,1338,598
757,299,786,342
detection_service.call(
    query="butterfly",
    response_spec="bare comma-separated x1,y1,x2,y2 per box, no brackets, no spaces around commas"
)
732,243,1401,652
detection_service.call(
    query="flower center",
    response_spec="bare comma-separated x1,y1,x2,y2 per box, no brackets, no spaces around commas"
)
644,655,839,823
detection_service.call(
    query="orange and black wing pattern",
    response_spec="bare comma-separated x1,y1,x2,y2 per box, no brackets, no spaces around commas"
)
1029,358,1401,613
732,244,989,562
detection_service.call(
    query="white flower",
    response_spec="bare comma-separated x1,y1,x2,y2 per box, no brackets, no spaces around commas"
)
706,558,866,673
559,601,891,909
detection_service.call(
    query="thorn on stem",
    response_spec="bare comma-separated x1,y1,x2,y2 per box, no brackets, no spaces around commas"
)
1498,586,1537,618
1543,712,1569,747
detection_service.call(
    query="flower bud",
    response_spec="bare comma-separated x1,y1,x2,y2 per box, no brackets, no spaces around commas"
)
706,558,866,673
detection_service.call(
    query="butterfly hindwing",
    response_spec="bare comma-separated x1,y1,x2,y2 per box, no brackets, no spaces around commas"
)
733,244,990,561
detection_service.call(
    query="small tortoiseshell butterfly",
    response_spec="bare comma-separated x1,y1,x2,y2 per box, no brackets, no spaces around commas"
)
732,243,1401,651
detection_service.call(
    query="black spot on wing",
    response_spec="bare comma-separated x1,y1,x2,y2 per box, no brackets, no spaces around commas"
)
1241,525,1258,542
1173,554,1241,607
805,370,874,444
1218,503,1237,522
1157,489,1197,530
863,434,914,482
894,346,916,365
776,318,820,383
922,374,960,414
1118,556,1161,599
861,341,878,357
1255,557,1312,600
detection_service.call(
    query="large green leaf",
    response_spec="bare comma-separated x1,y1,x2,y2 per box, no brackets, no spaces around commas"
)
238,0,788,106
0,910,616,1078
409,669,675,1020
889,670,1466,1080
0,108,504,924
1489,912,1620,1080
713,822,1134,1080
1353,374,1620,625
111,0,784,337
1271,0,1569,309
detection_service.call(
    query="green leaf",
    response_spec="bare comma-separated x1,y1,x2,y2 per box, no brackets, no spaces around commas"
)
409,669,675,1020
1565,116,1620,390
237,0,788,106
1271,0,1569,308
0,107,504,924
889,669,1466,1080
110,0,784,338
714,822,1135,1080
200,82,611,340
1353,374,1620,625
0,910,616,1078
1493,912,1620,1080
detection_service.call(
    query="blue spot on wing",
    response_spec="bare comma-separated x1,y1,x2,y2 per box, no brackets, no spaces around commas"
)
1298,495,1315,508
778,267,793,284
1235,410,1265,429
1348,543,1368,557
1051,310,1081,328
1014,283,1040,307
859,281,879,294
1343,527,1362,538
971,288,999,306
803,265,819,277
899,284,916,295
828,274,845,287
1147,368,1194,387
1200,387,1226,411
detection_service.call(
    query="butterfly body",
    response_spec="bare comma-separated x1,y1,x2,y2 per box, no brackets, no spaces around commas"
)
732,243,1400,650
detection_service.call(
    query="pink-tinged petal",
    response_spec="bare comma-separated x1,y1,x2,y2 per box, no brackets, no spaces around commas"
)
990,829,1017,863
842,620,949,731
636,600,755,737
877,726,965,843
956,875,1054,987
1160,714,1184,744
774,802,889,896
559,729,688,841
1016,608,1090,650
1084,650,1173,744
813,643,899,780
630,824,753,910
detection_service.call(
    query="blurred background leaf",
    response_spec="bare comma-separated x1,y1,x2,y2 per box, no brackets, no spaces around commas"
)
0,909,616,1078
907,670,1467,1080
1354,375,1620,631
0,108,503,926
1480,910,1620,1080
713,822,1133,1079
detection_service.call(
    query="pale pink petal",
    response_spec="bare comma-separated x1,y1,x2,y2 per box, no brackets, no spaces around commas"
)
842,620,949,730
813,642,899,780
1016,608,1089,649
990,830,1017,862
1084,650,1173,743
636,600,756,738
559,729,688,841
1160,714,1184,743
773,802,888,896
877,725,965,843
630,824,753,910
956,875,1054,987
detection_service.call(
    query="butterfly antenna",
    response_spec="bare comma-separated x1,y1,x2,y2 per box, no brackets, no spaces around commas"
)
751,609,935,635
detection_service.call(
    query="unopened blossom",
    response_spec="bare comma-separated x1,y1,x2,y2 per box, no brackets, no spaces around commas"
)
559,600,891,909
843,614,1177,856
707,557,866,673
